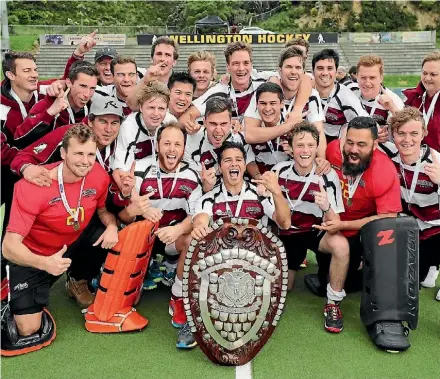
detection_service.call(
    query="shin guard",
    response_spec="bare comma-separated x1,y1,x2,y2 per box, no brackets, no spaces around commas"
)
1,308,56,356
360,216,419,352
84,220,157,333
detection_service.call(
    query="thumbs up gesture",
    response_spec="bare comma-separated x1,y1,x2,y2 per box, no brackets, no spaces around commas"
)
425,152,440,185
314,178,330,212
43,245,71,276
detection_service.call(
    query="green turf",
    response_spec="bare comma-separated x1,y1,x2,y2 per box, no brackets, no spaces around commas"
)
1,252,438,379
383,75,420,89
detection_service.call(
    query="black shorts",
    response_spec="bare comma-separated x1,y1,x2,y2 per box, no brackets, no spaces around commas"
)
7,263,59,316
279,231,324,270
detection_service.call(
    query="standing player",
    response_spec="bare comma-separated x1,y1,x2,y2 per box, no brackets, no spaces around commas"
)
272,121,348,332
1,125,118,355
312,49,368,142
380,107,440,298
403,51,440,152
173,141,291,349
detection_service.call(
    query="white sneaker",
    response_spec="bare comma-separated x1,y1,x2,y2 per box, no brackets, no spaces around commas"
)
436,288,440,301
421,266,439,288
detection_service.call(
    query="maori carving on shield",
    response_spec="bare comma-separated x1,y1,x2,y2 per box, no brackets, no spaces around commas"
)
182,218,288,366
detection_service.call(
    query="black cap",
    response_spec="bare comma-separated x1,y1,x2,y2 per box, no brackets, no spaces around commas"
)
94,47,118,63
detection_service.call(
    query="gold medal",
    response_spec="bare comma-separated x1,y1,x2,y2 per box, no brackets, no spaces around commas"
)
347,198,353,207
73,221,80,231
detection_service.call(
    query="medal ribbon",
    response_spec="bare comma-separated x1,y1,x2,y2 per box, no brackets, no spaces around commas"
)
421,90,439,125
96,145,111,171
347,174,363,204
222,182,246,218
9,88,38,120
57,162,85,228
285,162,316,210
156,161,181,207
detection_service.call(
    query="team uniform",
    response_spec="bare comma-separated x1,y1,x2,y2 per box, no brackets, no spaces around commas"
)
357,87,404,127
326,140,402,270
380,142,440,279
192,77,267,121
184,127,255,175
6,162,109,315
244,88,324,172
112,112,163,172
194,180,275,226
320,82,368,140
272,161,344,270
134,158,202,253
14,95,88,147
403,82,440,152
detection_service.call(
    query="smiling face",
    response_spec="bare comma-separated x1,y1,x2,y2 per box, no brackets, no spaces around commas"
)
113,62,137,99
342,128,376,176
280,56,304,94
61,137,97,178
89,114,121,148
140,96,168,129
227,50,252,89
66,73,98,110
357,64,383,100
205,110,232,148
189,60,214,94
422,60,440,96
313,58,337,90
292,132,318,170
8,58,39,92
168,81,193,117
152,43,177,78
257,92,282,126
220,147,246,187
157,127,185,172
96,57,113,85
392,120,425,161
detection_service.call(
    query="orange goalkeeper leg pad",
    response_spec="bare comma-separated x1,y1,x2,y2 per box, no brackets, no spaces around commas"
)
84,220,157,333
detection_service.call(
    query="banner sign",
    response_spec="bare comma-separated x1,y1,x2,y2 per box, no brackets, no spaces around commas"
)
43,34,126,46
137,32,338,45
348,31,433,44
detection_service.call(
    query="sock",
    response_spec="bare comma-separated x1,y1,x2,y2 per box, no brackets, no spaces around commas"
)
171,277,183,298
326,283,346,303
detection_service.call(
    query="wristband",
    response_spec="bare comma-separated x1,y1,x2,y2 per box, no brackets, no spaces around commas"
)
20,163,32,176
323,204,331,213
120,192,132,200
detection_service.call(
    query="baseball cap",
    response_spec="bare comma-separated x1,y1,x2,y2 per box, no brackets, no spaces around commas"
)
89,96,124,118
94,47,118,63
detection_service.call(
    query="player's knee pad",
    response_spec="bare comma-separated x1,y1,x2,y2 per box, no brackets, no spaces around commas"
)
1,308,56,357
84,219,157,333
360,216,419,352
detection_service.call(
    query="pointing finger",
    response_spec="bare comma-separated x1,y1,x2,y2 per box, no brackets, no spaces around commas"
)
129,161,136,175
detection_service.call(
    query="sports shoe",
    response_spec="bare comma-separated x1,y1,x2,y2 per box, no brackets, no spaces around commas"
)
300,258,308,268
420,266,439,288
436,288,440,301
143,276,157,291
324,301,343,333
66,276,95,308
169,297,187,328
161,259,177,287
176,322,197,349
149,260,164,283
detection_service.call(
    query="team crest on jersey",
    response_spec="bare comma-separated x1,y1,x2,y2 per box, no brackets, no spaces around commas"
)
33,143,47,154
204,158,214,166
246,206,261,214
326,113,339,121
372,114,385,123
146,186,157,193
179,185,192,194
82,188,97,197
134,148,143,155
49,196,62,205
254,145,267,151
215,209,227,216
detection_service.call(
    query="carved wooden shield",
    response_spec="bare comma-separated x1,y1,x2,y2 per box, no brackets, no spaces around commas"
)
182,217,288,366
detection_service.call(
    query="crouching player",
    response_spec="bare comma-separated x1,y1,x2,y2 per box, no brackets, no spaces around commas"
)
173,141,291,349
272,121,348,333
1,125,118,356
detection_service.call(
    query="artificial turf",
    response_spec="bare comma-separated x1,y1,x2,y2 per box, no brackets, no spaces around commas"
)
1,252,438,379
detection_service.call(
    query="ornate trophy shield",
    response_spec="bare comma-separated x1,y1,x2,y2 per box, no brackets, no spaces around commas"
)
182,218,288,366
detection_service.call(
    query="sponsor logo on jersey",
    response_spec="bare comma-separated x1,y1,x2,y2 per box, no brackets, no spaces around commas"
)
325,112,339,121
49,196,62,205
82,189,97,197
33,143,47,154
179,185,193,194
146,186,157,193
204,158,214,166
215,209,227,216
417,179,434,188
246,206,261,214
254,145,267,151
134,148,143,155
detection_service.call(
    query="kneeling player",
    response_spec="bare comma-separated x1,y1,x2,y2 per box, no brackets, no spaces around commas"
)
1,125,118,356
174,141,291,349
381,107,440,299
272,121,348,332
